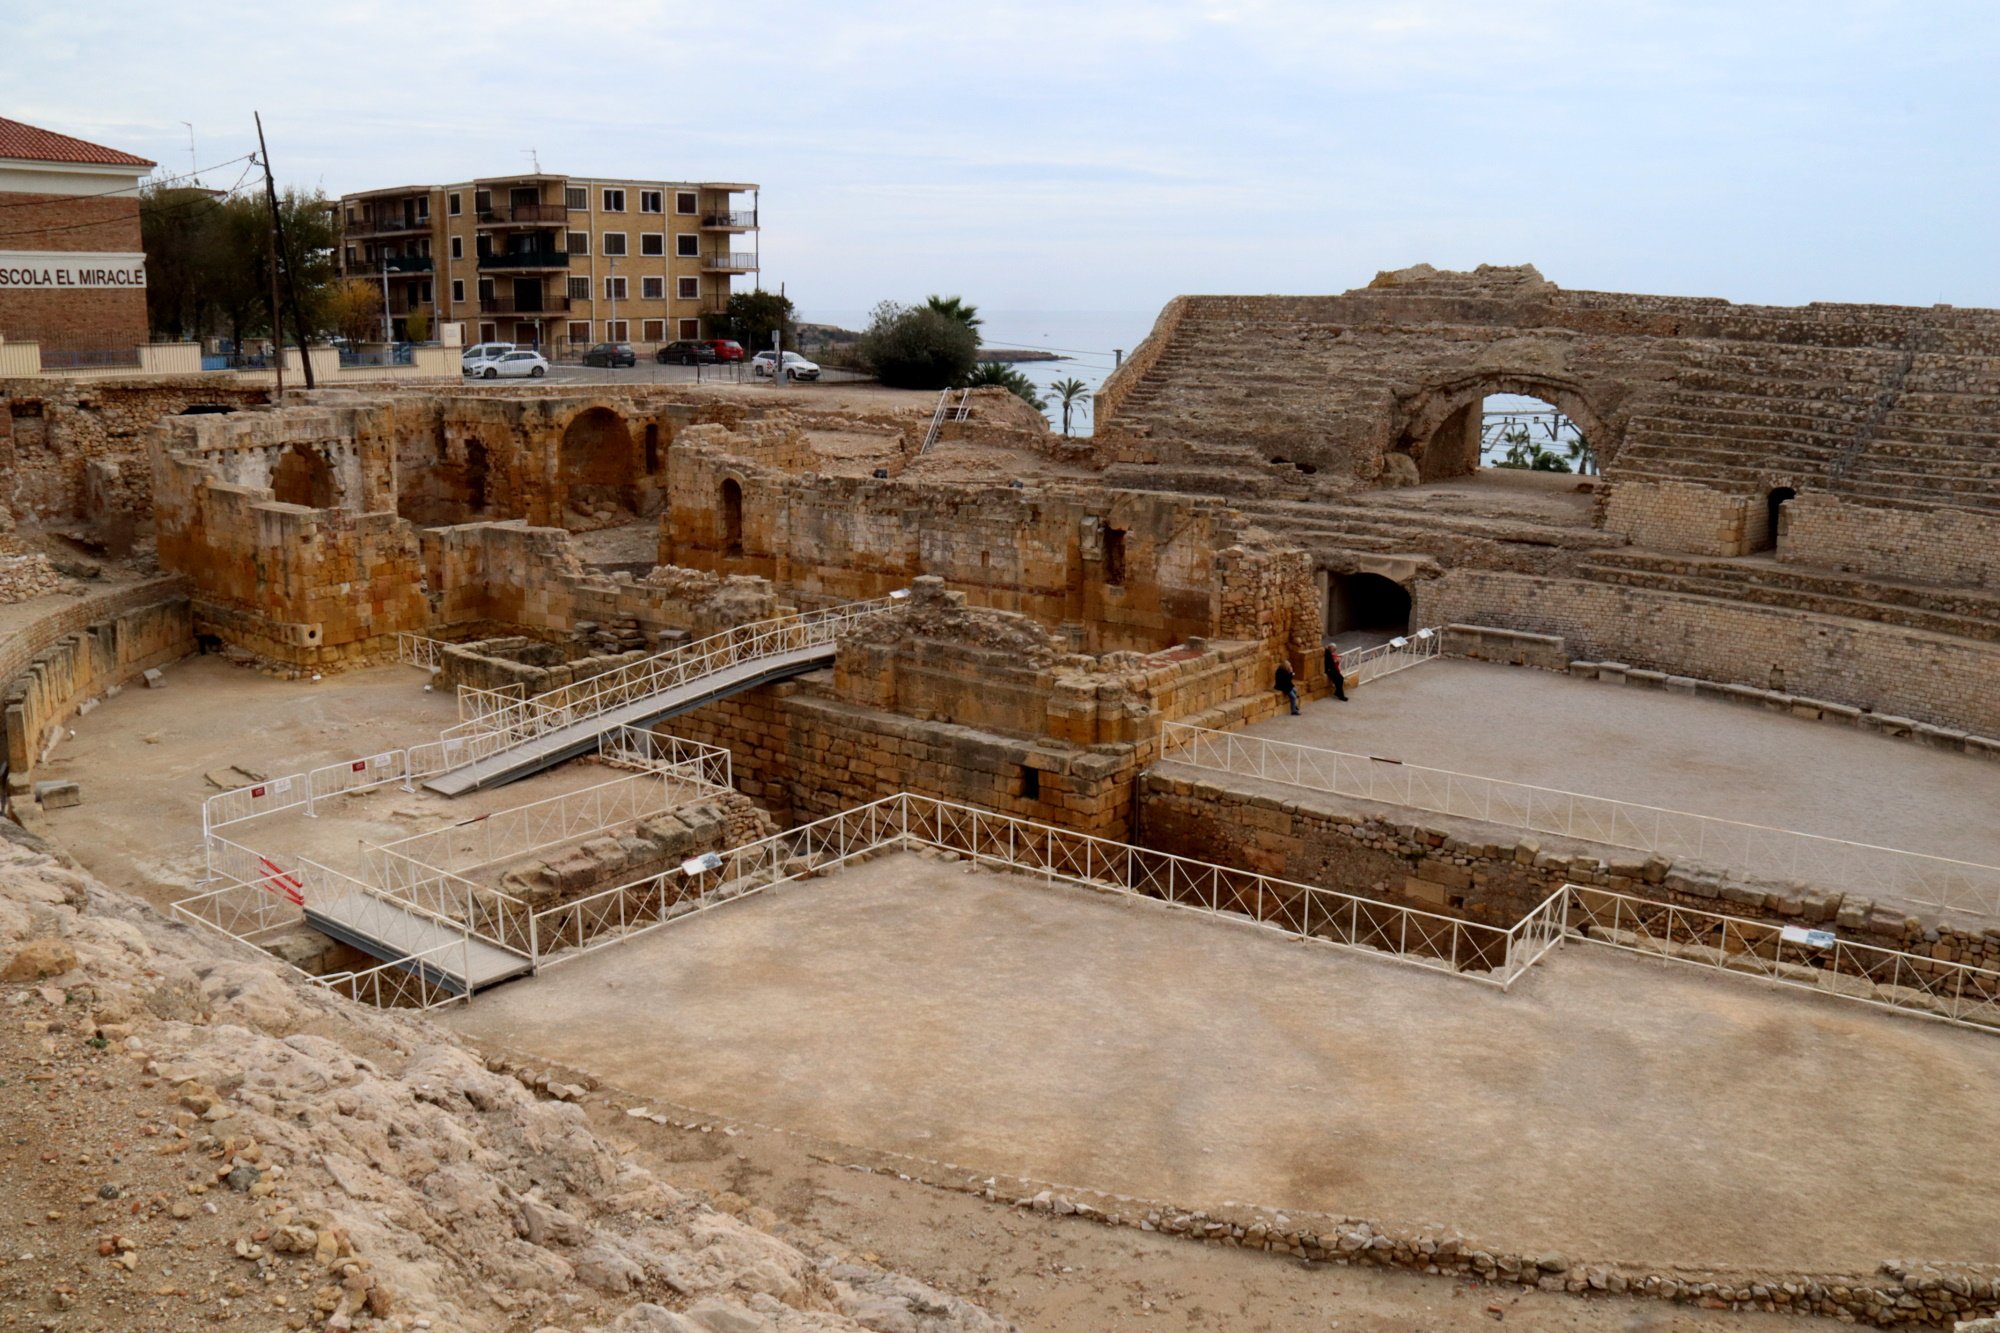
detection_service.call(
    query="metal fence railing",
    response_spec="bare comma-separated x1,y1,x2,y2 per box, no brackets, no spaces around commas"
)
424,595,904,778
1337,627,1443,685
395,632,451,673
1157,721,2000,923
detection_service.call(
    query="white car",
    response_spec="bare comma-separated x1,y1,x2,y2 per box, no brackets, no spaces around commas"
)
751,350,820,381
460,342,516,374
476,349,549,379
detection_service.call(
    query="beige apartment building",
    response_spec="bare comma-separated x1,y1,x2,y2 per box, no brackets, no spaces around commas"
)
336,173,757,353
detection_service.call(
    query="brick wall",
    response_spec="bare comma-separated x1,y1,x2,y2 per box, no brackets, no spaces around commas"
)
1602,480,1759,555
1782,494,2000,588
0,192,147,351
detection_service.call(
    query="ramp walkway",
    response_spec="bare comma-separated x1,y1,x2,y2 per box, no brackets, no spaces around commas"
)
412,594,904,798
305,883,531,995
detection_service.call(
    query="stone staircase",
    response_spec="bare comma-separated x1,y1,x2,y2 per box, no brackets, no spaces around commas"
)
1575,549,2000,644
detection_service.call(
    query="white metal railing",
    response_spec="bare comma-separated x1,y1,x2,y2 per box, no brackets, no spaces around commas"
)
313,935,472,1010
528,791,1558,987
429,595,904,775
1336,627,1442,685
395,632,451,674
170,876,305,944
599,725,734,787
1565,885,2000,1033
304,750,407,812
1157,721,2000,922
920,388,972,454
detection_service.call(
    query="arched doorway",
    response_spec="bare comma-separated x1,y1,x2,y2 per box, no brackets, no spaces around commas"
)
1762,486,1797,552
720,478,744,556
464,438,490,513
271,443,337,508
559,408,636,523
1327,572,1411,639
1390,374,1604,486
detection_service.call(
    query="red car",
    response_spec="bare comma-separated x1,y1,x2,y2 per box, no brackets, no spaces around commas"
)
703,339,746,362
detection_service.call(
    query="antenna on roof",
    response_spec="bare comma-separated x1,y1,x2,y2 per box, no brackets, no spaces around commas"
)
526,146,540,173
180,121,197,184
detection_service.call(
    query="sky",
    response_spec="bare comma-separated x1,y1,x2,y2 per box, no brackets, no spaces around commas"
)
6,1,1997,323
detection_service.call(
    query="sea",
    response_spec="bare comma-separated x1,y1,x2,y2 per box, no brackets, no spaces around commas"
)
805,308,1159,436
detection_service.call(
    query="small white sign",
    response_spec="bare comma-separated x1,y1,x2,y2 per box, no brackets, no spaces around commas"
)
1780,925,1836,949
0,251,148,289
269,776,293,794
681,852,724,876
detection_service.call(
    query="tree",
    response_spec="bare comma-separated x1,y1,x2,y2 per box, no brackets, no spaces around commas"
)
1493,425,1571,472
717,290,796,352
140,186,226,340
136,185,340,351
924,295,982,338
326,278,384,345
403,307,430,343
1048,377,1091,436
859,301,978,390
960,361,1046,411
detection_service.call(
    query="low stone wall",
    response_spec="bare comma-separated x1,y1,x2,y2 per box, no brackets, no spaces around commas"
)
489,791,774,911
435,637,645,698
1136,770,2000,968
1414,567,2000,737
1442,623,1568,669
1603,479,1762,556
2,587,192,786
1782,493,2000,589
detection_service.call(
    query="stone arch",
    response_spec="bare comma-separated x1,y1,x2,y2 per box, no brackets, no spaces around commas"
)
1327,571,1411,638
559,406,637,521
1389,372,1612,484
271,443,338,509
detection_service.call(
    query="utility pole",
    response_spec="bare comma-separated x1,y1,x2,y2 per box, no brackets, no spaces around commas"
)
255,112,315,389
379,252,392,343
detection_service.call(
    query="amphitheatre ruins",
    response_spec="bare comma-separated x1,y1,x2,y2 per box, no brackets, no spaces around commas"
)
2,262,1998,1331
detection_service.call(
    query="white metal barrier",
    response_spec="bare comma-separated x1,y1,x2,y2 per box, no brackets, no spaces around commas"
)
1338,627,1443,685
1565,885,2000,1033
1157,721,2000,922
395,632,452,674
429,594,905,775
599,726,734,788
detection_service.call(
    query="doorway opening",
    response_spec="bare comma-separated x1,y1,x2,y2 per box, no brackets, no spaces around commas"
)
1761,486,1797,552
1327,572,1411,639
721,478,744,556
271,443,337,509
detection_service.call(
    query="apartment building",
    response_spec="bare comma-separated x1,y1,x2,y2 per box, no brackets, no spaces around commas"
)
336,173,757,353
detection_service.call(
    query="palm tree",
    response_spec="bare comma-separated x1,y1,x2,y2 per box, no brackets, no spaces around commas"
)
1049,377,1091,436
924,295,982,337
961,360,1046,410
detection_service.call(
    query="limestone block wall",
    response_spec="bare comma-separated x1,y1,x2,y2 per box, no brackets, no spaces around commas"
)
1782,494,2000,589
0,378,270,528
1,590,192,781
158,402,394,513
1413,568,2000,736
1602,479,1758,556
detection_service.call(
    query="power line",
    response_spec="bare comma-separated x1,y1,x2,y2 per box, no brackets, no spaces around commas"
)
0,152,256,212
0,175,259,241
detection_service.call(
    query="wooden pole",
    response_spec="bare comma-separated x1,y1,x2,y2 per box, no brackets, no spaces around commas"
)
254,112,315,389
254,119,283,399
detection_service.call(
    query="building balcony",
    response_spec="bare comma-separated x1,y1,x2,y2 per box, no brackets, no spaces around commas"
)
347,215,432,237
477,202,571,227
701,210,757,231
700,251,758,273
375,255,435,275
480,295,571,315
477,250,571,271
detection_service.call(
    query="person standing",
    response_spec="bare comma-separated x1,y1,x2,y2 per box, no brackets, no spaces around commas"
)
1323,643,1349,701
1274,660,1300,715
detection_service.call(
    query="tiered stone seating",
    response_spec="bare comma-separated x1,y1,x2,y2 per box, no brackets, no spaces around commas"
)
1831,355,2000,511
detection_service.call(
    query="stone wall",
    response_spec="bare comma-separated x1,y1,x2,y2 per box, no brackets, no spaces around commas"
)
1602,479,1759,556
1,587,192,782
1782,493,2000,588
1413,567,2000,736
436,637,646,697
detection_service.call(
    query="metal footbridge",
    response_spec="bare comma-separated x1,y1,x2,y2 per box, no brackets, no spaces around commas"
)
306,886,531,995
413,595,904,797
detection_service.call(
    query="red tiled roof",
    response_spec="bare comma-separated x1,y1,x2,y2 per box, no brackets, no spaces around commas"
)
0,117,154,168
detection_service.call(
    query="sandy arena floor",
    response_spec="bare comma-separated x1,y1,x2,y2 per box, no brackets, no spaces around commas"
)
1240,658,2000,871
447,850,2000,1277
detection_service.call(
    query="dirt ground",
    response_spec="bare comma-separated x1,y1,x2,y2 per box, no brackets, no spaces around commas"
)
1244,658,2000,873
447,851,2000,1278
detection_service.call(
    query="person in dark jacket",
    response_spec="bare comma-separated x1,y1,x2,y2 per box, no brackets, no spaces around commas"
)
1274,661,1300,715
1322,644,1349,701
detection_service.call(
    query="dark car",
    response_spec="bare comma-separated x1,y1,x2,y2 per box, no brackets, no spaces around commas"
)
657,339,719,365
581,342,637,368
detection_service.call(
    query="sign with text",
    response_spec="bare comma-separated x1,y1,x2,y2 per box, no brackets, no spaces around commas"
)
0,251,147,289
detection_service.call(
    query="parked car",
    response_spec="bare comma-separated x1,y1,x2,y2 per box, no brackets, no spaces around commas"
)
581,342,637,368
704,339,747,362
656,339,719,365
751,350,821,381
475,350,549,379
461,342,516,373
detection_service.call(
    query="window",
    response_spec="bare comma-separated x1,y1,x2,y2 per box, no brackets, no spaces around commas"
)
642,318,665,341
678,317,700,339
642,276,665,300
449,236,463,259
567,231,589,256
601,188,625,212
602,232,627,257
640,233,664,257
603,276,628,300
344,246,357,266
568,321,591,343
452,279,465,303
477,279,495,302
479,322,497,342
475,236,491,258
676,234,699,257
568,276,590,301
676,276,699,300
416,198,429,218
640,190,662,213
417,279,432,303
565,186,587,211
675,191,697,214
448,192,461,216
606,319,629,341
474,189,491,214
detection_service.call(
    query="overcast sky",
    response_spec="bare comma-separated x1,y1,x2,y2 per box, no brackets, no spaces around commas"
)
7,1,1996,320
